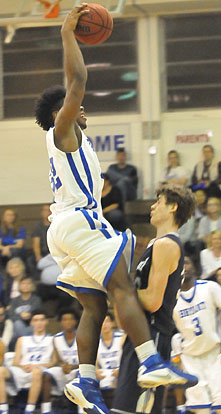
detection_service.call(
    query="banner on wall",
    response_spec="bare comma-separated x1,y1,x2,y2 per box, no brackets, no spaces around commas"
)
175,130,213,144
86,123,131,161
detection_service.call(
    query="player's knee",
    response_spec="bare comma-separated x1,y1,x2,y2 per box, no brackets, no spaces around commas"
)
43,372,52,384
0,366,9,379
32,367,43,381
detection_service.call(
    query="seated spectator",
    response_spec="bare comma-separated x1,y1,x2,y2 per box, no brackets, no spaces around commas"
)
107,148,138,202
0,305,13,365
193,187,208,224
200,230,221,280
0,209,26,267
4,257,26,308
8,277,42,344
101,173,127,232
160,150,189,186
0,310,55,414
197,197,221,243
42,308,79,414
191,144,220,191
215,267,221,285
32,204,51,263
96,312,124,409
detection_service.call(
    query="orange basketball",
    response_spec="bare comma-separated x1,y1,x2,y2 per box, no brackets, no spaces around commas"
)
74,3,113,45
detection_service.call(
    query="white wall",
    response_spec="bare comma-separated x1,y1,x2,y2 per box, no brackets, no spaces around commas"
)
1,16,221,206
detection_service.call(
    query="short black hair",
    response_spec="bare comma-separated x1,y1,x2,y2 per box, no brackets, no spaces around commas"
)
31,309,48,319
117,148,126,153
35,85,66,131
57,308,79,322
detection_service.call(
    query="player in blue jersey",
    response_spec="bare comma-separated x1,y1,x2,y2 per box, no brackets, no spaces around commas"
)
35,5,198,414
111,184,198,414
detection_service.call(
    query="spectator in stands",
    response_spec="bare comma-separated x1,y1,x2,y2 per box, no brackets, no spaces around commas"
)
3,258,26,308
215,267,221,285
101,173,127,232
42,308,79,414
107,148,138,202
0,310,55,414
191,144,220,190
200,230,221,280
193,187,208,223
96,312,124,409
0,305,13,365
32,204,51,263
8,276,42,343
197,197,221,243
0,209,26,267
160,150,189,186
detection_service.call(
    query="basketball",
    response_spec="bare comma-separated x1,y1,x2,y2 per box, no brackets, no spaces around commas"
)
74,3,113,45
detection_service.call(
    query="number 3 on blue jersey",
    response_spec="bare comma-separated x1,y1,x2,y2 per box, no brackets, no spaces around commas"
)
50,157,62,192
192,317,203,336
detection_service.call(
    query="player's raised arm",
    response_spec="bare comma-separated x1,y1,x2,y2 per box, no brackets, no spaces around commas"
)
54,4,88,151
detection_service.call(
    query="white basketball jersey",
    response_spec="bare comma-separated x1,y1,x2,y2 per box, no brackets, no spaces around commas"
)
19,335,53,365
54,331,78,365
173,280,221,356
46,127,103,218
97,330,124,388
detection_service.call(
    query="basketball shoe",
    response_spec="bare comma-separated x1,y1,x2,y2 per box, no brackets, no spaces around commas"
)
138,353,198,388
64,377,108,414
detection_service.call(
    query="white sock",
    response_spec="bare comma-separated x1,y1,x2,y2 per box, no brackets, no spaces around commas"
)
177,405,186,414
0,403,9,414
41,402,52,413
135,340,157,363
25,404,36,413
79,364,96,380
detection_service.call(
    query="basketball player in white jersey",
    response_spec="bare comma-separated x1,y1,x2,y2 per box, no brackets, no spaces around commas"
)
35,5,198,414
173,267,221,414
0,310,56,414
41,309,79,414
96,312,125,408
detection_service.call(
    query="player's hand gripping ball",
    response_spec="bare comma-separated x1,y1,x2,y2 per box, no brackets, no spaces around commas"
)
74,3,113,45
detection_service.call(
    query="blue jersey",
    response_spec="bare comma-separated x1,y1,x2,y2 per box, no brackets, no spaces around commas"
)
135,233,184,335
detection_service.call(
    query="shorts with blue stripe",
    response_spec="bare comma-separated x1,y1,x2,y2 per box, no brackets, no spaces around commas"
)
47,208,136,296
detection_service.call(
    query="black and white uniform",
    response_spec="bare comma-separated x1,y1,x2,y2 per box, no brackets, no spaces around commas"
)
111,233,184,414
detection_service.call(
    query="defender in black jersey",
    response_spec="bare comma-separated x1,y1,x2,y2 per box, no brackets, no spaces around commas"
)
111,184,196,414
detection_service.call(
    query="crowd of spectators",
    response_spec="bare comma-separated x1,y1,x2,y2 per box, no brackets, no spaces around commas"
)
0,144,220,414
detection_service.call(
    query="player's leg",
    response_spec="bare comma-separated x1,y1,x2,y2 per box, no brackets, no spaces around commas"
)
106,254,198,389
0,367,11,414
24,367,44,414
64,291,108,414
41,373,53,414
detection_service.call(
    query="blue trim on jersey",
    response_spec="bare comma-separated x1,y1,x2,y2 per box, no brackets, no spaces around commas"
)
56,280,106,295
32,334,48,344
66,153,93,207
79,147,97,209
103,231,128,287
212,405,221,409
130,234,135,269
186,405,211,409
55,332,63,337
81,209,96,229
99,228,112,239
180,280,208,303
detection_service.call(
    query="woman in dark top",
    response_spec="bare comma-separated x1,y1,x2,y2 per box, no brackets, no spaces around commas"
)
101,173,127,232
0,208,26,267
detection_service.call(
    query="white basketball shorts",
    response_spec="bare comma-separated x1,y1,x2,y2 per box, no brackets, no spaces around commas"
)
44,366,78,395
47,208,135,297
181,346,221,410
